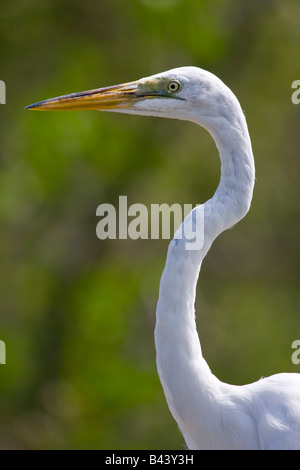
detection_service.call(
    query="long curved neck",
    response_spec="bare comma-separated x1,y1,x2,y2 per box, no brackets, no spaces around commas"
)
154,110,255,449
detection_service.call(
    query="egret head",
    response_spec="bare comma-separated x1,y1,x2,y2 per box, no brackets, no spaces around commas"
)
26,67,240,130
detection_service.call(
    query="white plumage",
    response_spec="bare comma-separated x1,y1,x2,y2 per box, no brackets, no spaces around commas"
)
27,66,300,450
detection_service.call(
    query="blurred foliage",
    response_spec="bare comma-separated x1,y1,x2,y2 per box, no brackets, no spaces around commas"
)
0,0,300,449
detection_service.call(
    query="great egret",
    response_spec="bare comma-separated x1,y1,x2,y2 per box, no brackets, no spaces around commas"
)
26,67,300,450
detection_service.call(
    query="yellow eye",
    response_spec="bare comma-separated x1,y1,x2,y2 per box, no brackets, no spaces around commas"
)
167,80,181,93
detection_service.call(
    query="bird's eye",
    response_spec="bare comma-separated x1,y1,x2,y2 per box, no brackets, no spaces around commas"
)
167,80,181,93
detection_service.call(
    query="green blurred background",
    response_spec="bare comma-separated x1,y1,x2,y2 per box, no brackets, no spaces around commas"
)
0,0,300,449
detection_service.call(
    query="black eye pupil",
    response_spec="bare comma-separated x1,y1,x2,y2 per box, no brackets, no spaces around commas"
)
168,81,180,92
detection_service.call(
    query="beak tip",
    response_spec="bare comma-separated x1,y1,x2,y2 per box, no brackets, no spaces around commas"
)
25,101,45,110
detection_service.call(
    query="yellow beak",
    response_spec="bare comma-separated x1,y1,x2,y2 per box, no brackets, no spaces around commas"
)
25,81,141,111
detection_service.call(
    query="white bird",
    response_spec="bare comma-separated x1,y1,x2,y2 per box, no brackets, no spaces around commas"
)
26,66,300,450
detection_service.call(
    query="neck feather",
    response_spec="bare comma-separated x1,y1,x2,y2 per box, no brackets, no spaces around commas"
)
154,109,255,449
